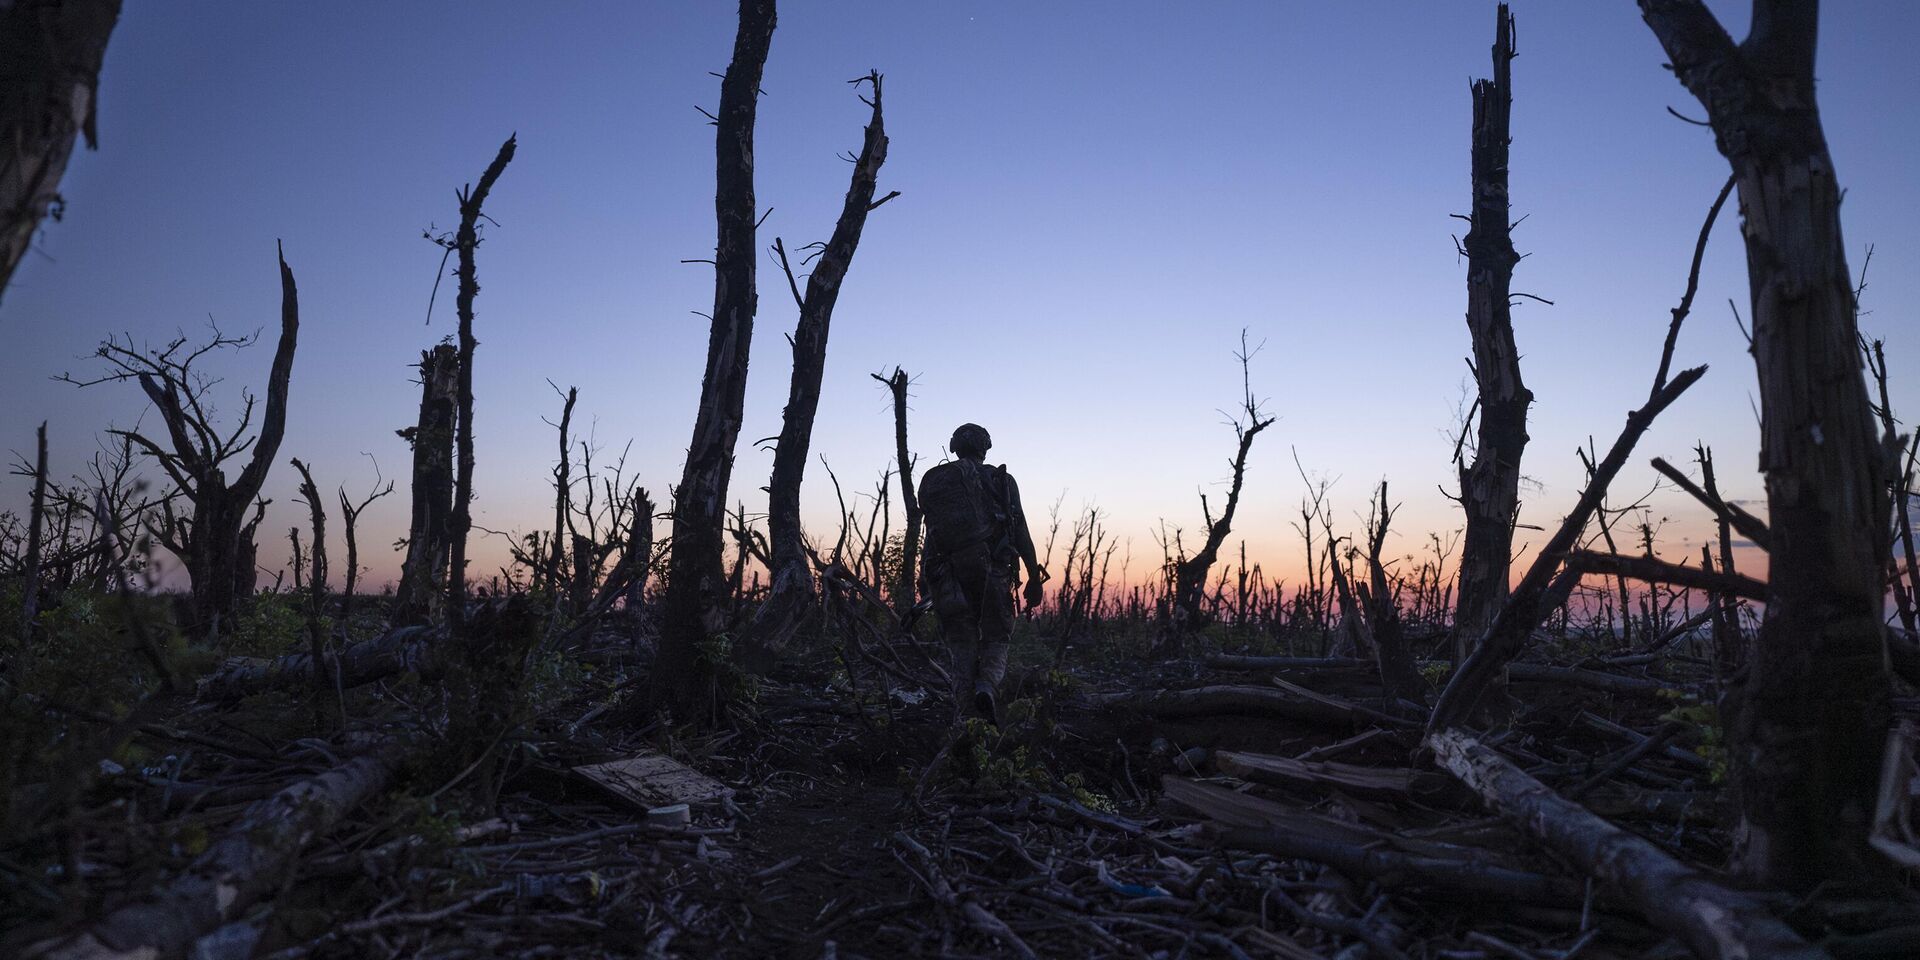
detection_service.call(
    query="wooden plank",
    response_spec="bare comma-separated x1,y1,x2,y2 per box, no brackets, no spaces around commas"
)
572,751,732,809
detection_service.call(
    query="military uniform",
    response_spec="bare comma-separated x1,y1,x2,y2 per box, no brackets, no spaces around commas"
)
918,454,1035,714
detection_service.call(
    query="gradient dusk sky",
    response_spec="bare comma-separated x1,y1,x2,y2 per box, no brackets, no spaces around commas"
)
3,1,1916,590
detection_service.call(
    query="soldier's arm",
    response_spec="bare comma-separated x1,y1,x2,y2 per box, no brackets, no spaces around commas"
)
1004,472,1043,578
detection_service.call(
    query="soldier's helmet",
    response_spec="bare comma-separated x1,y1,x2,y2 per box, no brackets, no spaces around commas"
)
950,423,992,458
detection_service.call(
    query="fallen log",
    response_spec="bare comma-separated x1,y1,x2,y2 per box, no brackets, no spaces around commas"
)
28,748,402,960
1563,549,1768,603
1206,655,1682,698
197,623,439,702
1210,823,1584,906
1104,684,1379,728
1426,727,1823,960
1213,749,1470,806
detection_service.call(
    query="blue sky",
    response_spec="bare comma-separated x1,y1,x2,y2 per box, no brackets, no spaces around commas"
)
4,1,1915,588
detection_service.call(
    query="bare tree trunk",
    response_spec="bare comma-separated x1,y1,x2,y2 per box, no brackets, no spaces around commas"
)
875,367,921,618
755,70,893,650
0,0,120,306
1454,4,1531,669
445,136,517,639
1641,0,1893,887
657,0,775,720
394,344,458,624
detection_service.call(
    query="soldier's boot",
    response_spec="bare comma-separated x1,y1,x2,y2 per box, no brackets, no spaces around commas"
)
972,680,999,726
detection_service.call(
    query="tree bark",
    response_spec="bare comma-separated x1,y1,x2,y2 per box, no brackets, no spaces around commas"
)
1454,3,1531,665
755,71,891,651
0,0,120,306
1639,0,1893,887
657,0,775,720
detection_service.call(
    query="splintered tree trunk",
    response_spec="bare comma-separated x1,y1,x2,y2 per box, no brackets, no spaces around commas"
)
757,71,892,649
1454,3,1530,665
657,0,775,719
548,385,577,597
446,136,517,639
394,344,458,624
878,367,921,618
1641,0,1892,887
0,0,120,305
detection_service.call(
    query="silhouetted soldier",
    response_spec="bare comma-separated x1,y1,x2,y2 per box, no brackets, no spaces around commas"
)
918,423,1046,721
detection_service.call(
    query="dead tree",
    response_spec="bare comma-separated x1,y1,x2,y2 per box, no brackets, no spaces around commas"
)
393,344,457,624
874,367,920,618
1453,4,1532,666
1169,333,1274,640
0,0,120,305
335,463,392,630
289,457,333,725
1640,0,1895,887
17,422,48,637
755,71,896,649
657,0,775,720
60,245,301,638
441,135,517,639
544,382,578,600
1430,171,1733,731
1362,480,1424,703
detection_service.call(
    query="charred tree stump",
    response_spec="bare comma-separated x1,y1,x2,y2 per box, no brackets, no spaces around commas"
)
657,0,775,721
1454,4,1532,678
1640,0,1894,886
754,70,893,653
0,0,120,305
394,344,458,625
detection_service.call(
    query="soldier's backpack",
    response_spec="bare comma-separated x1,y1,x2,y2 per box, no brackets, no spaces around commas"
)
919,459,1010,559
